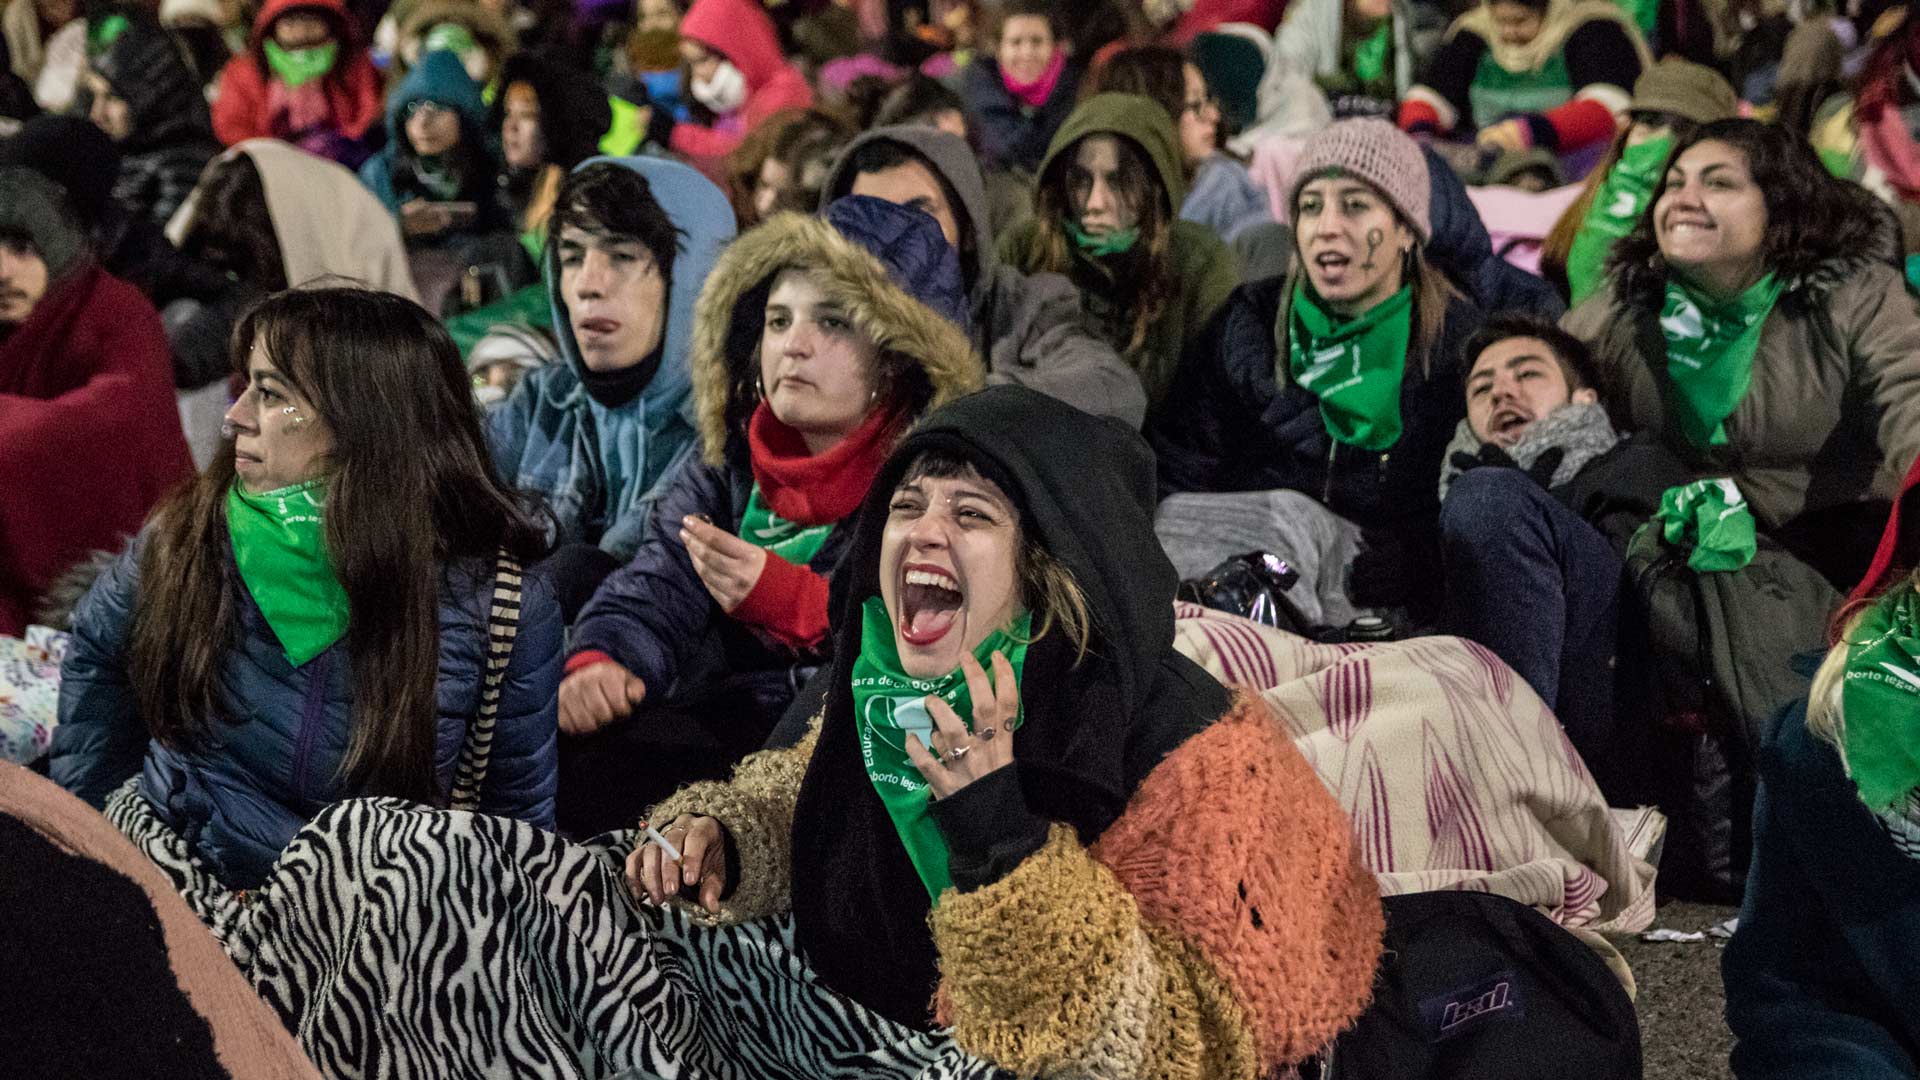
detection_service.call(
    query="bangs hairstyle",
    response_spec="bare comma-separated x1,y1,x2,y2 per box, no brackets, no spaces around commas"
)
129,287,550,803
550,162,684,277
896,449,1092,663
1288,167,1454,372
1462,311,1599,391
1024,132,1176,355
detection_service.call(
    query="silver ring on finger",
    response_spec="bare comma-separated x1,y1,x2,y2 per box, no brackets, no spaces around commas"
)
974,726,997,741
945,742,972,763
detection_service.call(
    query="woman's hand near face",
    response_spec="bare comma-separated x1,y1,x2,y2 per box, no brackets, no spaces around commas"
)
904,650,1018,798
682,515,768,612
557,661,647,735
624,814,728,913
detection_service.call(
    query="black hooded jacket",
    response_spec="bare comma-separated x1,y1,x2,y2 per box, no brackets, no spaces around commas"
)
788,384,1231,1026
91,15,221,228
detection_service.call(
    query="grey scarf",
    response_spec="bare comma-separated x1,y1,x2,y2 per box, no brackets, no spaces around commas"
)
1437,401,1621,501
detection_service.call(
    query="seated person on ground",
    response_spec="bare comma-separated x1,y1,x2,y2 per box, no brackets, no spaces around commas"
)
1398,0,1649,158
552,196,983,837
961,0,1083,177
821,124,1147,427
210,0,382,166
487,157,734,586
664,0,813,177
358,49,509,247
1151,118,1483,630
632,384,1383,1078
1562,118,1920,591
997,92,1241,415
0,167,190,638
51,287,562,890
80,10,222,229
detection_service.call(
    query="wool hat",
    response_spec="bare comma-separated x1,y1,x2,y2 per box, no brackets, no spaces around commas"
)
0,114,121,225
1190,30,1265,134
1630,58,1738,126
1290,117,1431,243
0,167,89,281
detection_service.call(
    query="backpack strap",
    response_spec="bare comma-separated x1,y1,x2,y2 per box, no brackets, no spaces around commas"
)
449,549,523,813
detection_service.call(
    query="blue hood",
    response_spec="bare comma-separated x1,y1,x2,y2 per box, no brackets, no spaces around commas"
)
385,49,490,151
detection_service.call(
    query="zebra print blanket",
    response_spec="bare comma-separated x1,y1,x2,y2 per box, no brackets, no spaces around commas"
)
105,783,1010,1080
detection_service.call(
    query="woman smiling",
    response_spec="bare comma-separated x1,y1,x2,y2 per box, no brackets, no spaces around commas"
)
553,196,982,836
1563,118,1920,588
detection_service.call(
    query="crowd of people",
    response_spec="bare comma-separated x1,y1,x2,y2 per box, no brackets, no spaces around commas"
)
4,0,1920,1074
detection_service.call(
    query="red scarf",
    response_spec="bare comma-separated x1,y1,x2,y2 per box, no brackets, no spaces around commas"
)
1002,48,1066,109
747,400,900,525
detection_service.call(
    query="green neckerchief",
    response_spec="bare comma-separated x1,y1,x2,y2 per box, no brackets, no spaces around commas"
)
227,479,348,667
738,483,833,566
264,40,339,89
1350,18,1392,87
1566,134,1674,306
87,13,130,58
413,154,464,201
1658,273,1783,448
1468,51,1572,129
850,596,1032,901
1840,584,1920,812
1646,477,1756,572
1283,282,1413,451
1067,221,1138,257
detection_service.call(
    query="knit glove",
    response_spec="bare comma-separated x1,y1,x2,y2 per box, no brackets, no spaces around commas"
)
1449,444,1564,489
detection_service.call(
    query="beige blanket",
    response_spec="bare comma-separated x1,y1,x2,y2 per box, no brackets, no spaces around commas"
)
1173,604,1657,935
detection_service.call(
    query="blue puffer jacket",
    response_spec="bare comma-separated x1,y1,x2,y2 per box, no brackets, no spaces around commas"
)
1150,274,1483,532
488,156,736,562
50,540,563,888
568,197,982,728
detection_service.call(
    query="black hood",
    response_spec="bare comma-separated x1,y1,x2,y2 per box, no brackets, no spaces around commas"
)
91,15,216,155
493,49,612,171
790,385,1229,1026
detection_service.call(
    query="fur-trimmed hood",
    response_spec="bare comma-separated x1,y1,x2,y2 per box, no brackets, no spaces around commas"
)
1608,180,1902,312
689,197,983,464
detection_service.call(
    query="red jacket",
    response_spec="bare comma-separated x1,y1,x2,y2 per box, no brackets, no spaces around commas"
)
211,0,383,150
670,0,813,173
0,266,192,635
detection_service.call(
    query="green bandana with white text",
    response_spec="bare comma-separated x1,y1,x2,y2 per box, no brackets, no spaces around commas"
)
738,482,833,566
1283,282,1412,451
1658,273,1783,448
1840,585,1920,813
227,479,348,667
1566,134,1673,306
850,596,1031,901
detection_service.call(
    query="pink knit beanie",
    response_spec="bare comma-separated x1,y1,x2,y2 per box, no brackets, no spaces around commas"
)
1289,118,1432,244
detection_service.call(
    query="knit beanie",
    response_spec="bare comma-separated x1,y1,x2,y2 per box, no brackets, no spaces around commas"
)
1290,118,1431,243
1630,58,1738,126
0,114,121,225
0,167,89,281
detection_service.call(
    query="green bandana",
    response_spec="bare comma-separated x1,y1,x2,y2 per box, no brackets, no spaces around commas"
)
264,40,339,89
1646,477,1757,572
1067,221,1139,257
227,480,349,667
1350,19,1392,87
1566,135,1673,306
1468,51,1573,129
1840,585,1920,812
738,483,833,566
1658,273,1783,448
1283,283,1413,451
421,22,479,59
87,14,130,58
850,596,1032,900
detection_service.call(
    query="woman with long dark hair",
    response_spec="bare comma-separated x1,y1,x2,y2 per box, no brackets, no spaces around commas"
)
52,286,562,889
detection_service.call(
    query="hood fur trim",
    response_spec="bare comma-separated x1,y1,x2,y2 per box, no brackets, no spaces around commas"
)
690,211,984,464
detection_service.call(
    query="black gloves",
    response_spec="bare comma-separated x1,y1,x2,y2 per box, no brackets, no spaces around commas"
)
1450,443,1564,489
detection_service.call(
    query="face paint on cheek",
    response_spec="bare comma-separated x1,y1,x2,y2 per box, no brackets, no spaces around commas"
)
1362,227,1383,271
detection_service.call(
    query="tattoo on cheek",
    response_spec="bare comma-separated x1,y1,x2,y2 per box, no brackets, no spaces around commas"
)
1362,228,1383,271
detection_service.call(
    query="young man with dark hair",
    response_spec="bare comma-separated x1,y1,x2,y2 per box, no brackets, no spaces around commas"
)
821,125,1147,426
488,157,735,608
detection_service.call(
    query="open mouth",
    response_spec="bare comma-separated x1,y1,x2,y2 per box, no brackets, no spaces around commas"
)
1664,216,1714,235
1491,408,1530,439
1312,251,1353,279
576,316,621,336
899,563,964,647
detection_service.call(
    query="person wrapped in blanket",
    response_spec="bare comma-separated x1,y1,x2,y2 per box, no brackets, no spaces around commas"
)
1397,0,1649,159
630,384,1384,1077
554,196,984,838
1724,458,1920,1078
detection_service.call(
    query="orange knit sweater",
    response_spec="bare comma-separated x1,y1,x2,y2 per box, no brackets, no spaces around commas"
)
650,691,1384,1076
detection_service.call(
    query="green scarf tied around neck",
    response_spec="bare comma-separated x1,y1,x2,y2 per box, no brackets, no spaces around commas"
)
850,596,1032,901
738,483,833,566
1350,19,1392,86
1658,273,1784,449
264,40,340,89
1566,134,1674,306
227,479,349,667
1067,221,1139,257
1839,585,1920,813
1283,283,1413,451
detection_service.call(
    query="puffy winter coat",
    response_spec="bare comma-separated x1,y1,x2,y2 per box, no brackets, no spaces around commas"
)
1151,273,1484,532
668,0,813,173
568,197,982,726
961,54,1084,176
210,0,383,160
51,543,563,888
488,156,735,561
